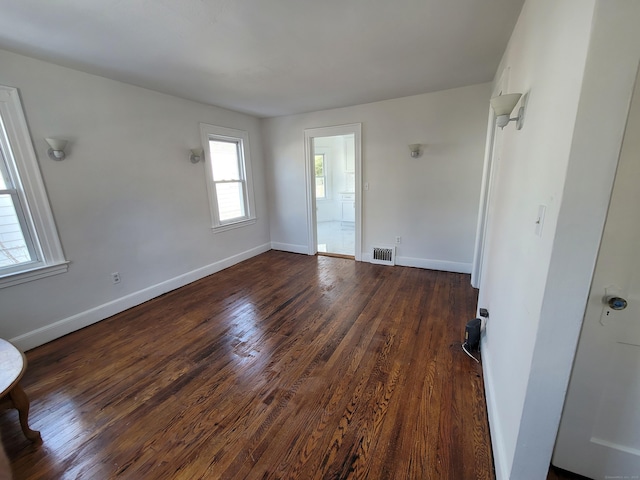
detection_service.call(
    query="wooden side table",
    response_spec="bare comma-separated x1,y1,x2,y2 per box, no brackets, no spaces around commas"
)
0,339,41,442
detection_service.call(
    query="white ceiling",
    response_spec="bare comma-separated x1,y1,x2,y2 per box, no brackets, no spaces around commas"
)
0,0,524,118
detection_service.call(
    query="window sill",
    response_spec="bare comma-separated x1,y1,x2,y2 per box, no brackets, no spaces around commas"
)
0,261,69,289
212,217,257,233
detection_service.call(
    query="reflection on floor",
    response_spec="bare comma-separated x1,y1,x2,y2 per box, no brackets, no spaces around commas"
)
317,221,355,256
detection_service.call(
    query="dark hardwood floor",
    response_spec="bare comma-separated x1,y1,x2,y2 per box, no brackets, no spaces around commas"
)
0,250,573,479
547,466,592,480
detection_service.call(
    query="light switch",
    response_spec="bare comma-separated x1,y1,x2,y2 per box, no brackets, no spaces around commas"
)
535,205,546,237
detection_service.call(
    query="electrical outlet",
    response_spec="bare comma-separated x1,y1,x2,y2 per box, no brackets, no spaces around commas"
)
395,236,401,244
480,317,487,332
111,272,121,284
479,308,489,331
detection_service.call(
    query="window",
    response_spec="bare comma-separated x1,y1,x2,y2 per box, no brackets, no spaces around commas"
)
0,149,36,267
0,85,67,288
314,154,326,199
200,124,256,231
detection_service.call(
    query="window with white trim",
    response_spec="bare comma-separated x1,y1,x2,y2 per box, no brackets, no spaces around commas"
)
0,155,35,267
0,85,67,288
314,154,326,199
200,124,256,231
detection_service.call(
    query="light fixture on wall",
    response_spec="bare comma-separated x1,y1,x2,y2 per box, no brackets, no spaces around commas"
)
408,144,422,158
45,138,68,160
490,93,525,130
190,148,203,164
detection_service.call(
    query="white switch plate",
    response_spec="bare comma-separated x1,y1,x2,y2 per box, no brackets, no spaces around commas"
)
535,205,546,237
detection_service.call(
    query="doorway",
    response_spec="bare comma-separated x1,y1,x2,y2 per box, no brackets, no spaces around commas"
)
471,68,509,288
304,124,362,260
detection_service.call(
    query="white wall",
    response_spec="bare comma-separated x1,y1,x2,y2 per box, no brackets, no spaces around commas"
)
479,1,640,478
478,1,595,477
263,84,491,271
0,49,270,350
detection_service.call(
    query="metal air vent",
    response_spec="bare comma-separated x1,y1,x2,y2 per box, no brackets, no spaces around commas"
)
371,246,395,266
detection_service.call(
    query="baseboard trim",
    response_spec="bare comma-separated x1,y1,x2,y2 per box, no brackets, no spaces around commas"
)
396,256,472,273
10,243,272,351
481,339,510,480
270,242,309,255
361,253,471,274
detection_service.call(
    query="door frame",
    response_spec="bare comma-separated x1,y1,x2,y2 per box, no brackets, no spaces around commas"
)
304,123,362,260
471,69,509,288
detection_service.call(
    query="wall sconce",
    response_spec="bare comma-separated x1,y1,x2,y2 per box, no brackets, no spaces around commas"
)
190,148,203,164
45,138,68,161
490,93,524,130
409,144,422,158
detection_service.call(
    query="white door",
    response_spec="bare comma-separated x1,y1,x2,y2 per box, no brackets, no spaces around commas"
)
552,71,640,478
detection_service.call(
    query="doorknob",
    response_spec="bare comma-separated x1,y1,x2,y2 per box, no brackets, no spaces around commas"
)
605,295,628,310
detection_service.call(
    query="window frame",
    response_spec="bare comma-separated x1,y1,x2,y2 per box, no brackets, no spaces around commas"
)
314,153,327,200
199,123,257,232
0,85,67,288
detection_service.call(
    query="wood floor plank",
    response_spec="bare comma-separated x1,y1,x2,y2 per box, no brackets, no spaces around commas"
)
1,251,494,479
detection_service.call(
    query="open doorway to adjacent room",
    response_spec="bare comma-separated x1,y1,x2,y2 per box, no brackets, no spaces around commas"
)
305,124,362,260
